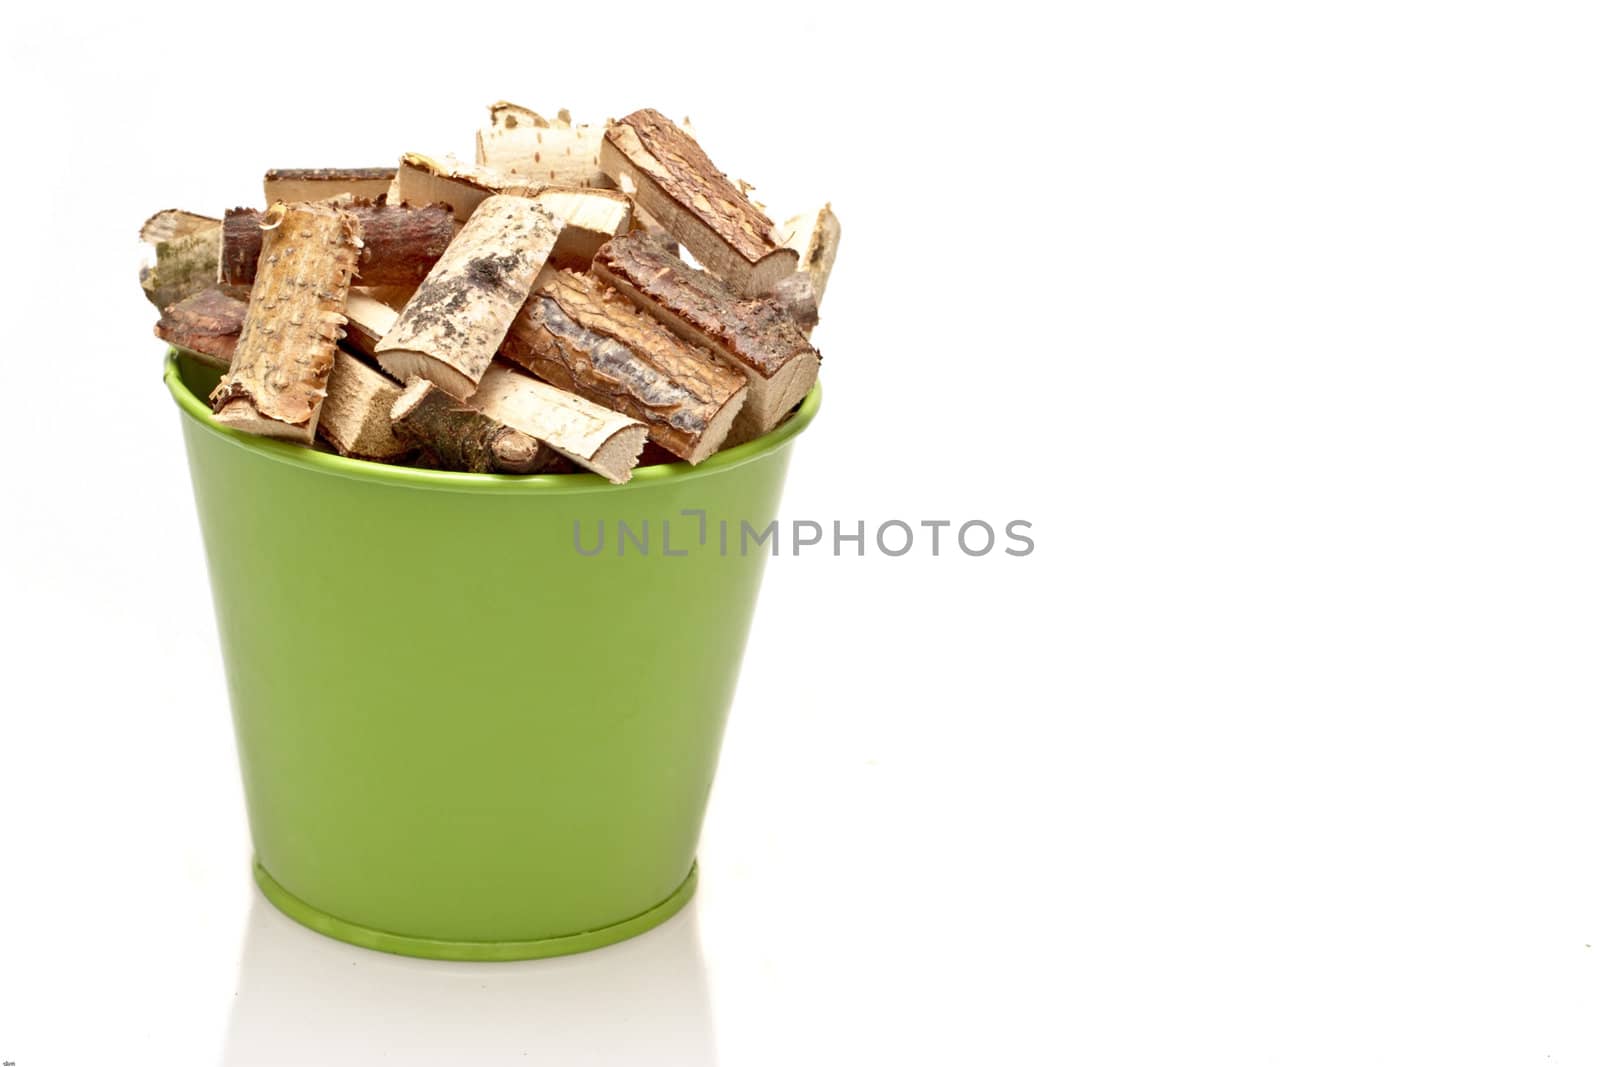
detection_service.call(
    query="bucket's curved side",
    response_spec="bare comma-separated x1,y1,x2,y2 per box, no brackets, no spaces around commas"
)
170,354,813,957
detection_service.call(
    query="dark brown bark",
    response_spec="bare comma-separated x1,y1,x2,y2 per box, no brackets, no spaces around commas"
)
220,202,455,287
390,377,553,474
592,234,815,378
599,109,797,295
501,270,747,463
154,288,247,369
591,233,819,437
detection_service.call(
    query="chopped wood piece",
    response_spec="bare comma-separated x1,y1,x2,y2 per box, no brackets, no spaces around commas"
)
599,109,797,295
468,363,647,483
139,209,223,309
476,103,611,189
590,234,818,439
263,167,396,203
221,202,455,287
342,292,398,357
375,196,562,399
319,349,410,459
209,202,362,443
154,288,247,369
140,209,216,244
390,152,536,220
502,271,747,463
389,377,552,473
780,203,841,305
533,187,632,269
770,273,819,332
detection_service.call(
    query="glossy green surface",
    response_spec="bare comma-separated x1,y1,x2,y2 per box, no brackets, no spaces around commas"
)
252,860,699,961
166,351,818,959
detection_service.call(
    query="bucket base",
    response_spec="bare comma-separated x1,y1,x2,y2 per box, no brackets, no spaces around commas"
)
252,860,699,961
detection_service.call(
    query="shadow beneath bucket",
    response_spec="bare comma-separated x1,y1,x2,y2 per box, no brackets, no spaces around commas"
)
221,888,717,1065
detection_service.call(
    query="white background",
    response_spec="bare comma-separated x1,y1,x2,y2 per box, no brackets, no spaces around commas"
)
2,2,1598,1064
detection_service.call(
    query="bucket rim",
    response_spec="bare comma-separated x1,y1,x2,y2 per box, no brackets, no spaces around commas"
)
164,348,821,495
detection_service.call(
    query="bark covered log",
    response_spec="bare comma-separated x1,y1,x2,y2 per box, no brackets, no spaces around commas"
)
502,270,747,463
468,363,647,483
770,273,818,332
590,234,818,439
389,152,536,221
154,288,247,369
209,202,362,443
599,109,797,295
318,349,410,459
774,202,839,333
139,209,224,309
476,103,611,189
390,377,551,473
780,203,841,307
263,167,396,203
375,196,563,398
221,202,454,287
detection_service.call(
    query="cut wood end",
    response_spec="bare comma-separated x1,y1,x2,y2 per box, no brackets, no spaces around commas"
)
469,365,648,482
391,375,556,475
139,216,223,309
492,430,545,473
213,399,315,444
748,248,802,296
735,349,819,441
320,350,408,460
377,348,478,401
590,425,650,483
685,385,747,464
344,292,399,354
389,376,433,422
139,208,218,244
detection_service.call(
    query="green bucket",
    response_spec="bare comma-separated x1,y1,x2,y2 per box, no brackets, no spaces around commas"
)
164,351,820,961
